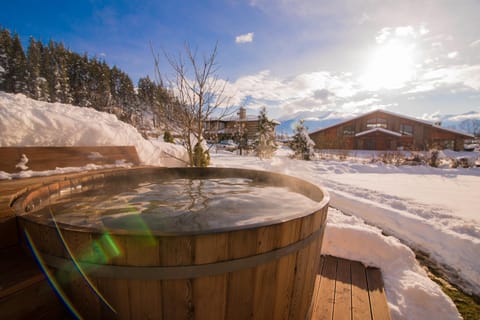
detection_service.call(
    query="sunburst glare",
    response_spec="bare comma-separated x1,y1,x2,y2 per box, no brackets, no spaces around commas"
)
360,40,417,90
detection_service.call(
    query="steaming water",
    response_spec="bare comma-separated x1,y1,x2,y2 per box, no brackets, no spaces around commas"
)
31,178,320,234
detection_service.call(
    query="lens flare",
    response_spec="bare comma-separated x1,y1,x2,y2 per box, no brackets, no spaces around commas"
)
50,210,117,315
24,229,82,320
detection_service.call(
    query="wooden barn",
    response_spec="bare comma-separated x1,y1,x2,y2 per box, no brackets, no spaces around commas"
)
309,109,474,151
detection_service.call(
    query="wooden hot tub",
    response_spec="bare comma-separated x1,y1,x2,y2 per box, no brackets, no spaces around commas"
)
12,167,329,320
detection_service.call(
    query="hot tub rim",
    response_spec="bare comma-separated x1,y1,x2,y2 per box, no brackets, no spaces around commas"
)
12,167,330,237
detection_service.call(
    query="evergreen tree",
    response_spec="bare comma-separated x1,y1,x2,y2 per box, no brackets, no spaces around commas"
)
163,130,174,143
26,37,43,99
88,58,111,111
39,41,55,101
255,107,277,159
10,33,28,93
53,42,73,104
137,76,155,107
193,141,210,167
69,53,90,107
0,28,14,92
290,120,315,160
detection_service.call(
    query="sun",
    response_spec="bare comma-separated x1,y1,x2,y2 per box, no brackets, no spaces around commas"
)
360,40,416,90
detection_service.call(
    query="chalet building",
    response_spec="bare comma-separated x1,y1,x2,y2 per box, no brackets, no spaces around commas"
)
204,107,280,141
309,109,474,151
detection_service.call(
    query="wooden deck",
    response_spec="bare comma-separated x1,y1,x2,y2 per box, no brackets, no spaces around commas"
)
309,255,391,320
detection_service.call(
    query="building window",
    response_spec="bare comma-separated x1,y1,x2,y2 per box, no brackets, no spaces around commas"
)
366,117,387,129
400,124,413,136
343,125,355,136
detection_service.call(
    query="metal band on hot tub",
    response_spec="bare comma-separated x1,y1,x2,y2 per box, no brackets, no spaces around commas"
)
40,223,325,280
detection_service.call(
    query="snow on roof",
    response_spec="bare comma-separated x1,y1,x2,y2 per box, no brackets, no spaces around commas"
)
309,109,474,138
355,127,402,137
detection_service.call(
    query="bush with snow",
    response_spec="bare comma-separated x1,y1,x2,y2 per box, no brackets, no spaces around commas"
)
290,119,315,160
255,107,277,159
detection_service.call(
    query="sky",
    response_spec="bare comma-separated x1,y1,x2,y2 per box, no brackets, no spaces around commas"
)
2,0,480,123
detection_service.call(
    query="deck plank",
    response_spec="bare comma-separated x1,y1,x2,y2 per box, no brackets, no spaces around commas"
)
334,258,352,320
366,267,390,320
311,255,337,320
310,255,390,320
351,261,372,320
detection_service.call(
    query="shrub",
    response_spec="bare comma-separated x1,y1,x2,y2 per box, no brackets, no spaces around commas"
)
193,142,210,167
163,130,174,143
429,149,439,167
290,120,315,160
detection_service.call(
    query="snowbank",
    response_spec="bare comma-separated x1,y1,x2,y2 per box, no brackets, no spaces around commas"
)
0,92,188,167
323,209,460,320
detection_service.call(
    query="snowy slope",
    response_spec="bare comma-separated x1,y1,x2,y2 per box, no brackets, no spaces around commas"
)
0,92,188,166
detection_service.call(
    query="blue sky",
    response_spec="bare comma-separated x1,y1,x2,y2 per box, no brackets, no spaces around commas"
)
2,0,480,123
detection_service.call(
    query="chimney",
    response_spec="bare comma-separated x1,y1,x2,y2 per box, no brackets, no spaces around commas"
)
238,107,247,120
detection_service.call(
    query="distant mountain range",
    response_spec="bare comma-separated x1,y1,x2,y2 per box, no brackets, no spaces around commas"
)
276,110,480,136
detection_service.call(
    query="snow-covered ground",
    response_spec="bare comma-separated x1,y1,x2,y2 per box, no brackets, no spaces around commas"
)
2,92,477,319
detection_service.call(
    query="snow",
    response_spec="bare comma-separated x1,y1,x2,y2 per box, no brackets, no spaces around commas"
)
0,92,189,167
323,208,460,320
0,92,475,319
212,148,480,319
355,127,403,137
15,154,29,170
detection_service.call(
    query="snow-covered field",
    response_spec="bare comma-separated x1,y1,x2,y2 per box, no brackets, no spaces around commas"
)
2,92,479,319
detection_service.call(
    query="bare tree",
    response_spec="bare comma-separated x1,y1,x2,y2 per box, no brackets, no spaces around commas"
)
152,42,234,166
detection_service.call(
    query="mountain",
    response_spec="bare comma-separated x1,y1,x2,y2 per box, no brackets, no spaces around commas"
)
276,110,355,135
430,111,480,135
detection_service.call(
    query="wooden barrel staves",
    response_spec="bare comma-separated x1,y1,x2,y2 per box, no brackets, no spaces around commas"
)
13,167,329,320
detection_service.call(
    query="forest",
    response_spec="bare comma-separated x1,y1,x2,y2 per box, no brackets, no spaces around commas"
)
0,27,171,133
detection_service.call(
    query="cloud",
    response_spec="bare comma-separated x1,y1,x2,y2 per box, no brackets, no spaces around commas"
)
375,25,429,44
409,65,480,93
447,51,458,59
470,39,480,47
235,32,254,44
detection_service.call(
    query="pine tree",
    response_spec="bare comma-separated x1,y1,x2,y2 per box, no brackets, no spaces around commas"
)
137,76,155,106
26,37,42,99
0,28,13,92
11,33,28,94
290,120,315,160
88,58,111,111
69,53,90,107
255,107,277,159
54,42,73,104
